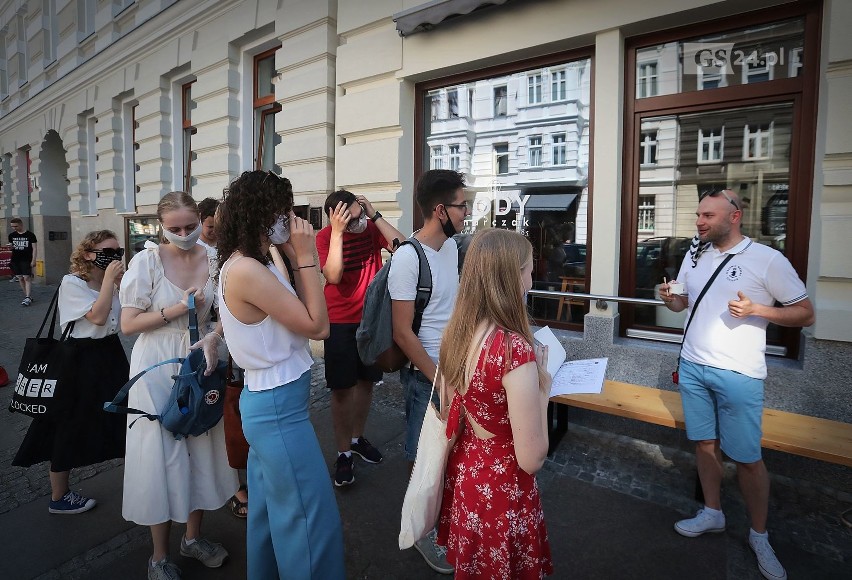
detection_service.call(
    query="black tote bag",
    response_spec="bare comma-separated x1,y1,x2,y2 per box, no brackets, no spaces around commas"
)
8,285,77,420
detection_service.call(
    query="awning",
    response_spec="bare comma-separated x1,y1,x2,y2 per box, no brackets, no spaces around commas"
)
393,0,511,37
520,193,578,212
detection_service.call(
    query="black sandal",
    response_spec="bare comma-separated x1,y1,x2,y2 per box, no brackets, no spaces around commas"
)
228,485,248,519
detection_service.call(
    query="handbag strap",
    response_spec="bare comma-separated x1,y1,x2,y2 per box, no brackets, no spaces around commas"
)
103,357,184,418
36,285,62,339
187,293,199,345
676,253,735,367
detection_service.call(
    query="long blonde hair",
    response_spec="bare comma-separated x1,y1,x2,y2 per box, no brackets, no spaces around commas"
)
438,229,547,393
69,230,118,281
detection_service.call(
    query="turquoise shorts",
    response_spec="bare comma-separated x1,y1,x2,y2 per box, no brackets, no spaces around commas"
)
678,358,764,463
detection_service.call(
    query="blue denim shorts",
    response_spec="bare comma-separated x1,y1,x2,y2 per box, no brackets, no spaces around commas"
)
678,358,764,463
399,367,440,462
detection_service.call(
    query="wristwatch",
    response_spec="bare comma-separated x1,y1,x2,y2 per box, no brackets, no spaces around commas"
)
371,210,383,222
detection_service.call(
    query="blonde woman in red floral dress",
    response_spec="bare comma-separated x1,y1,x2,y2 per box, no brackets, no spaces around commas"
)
437,228,553,579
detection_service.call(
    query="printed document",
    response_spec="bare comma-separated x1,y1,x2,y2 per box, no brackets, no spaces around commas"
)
533,326,608,397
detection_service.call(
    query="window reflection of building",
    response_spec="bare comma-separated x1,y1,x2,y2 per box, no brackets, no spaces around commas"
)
637,62,658,97
422,55,592,327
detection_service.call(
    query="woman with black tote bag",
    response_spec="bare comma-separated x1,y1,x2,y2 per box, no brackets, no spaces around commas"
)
13,230,129,514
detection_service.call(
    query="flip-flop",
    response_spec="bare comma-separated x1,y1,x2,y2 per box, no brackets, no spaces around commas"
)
228,494,247,518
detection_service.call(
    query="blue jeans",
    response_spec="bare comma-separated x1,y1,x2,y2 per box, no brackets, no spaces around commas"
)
240,371,345,579
400,367,441,462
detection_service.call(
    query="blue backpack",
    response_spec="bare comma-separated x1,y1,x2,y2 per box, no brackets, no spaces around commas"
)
104,294,228,440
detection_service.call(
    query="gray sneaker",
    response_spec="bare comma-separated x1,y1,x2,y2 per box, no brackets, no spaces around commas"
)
414,528,454,575
148,558,181,580
179,536,229,568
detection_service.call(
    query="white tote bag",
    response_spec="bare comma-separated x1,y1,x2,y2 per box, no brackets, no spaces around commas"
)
399,368,451,549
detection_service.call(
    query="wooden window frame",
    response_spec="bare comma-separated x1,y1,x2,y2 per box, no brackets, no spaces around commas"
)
619,0,822,359
181,81,196,193
253,47,282,170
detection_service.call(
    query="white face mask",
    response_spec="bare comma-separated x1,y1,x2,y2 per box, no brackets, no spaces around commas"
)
162,223,201,250
346,212,368,234
268,215,290,244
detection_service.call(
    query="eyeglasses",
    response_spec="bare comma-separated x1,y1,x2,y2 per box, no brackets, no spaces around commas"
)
95,248,125,258
443,202,469,211
700,189,741,211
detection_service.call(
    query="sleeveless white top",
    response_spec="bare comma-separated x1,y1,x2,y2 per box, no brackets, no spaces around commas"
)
218,255,313,391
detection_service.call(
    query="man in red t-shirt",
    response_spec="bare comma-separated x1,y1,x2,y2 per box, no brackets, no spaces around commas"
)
316,190,404,487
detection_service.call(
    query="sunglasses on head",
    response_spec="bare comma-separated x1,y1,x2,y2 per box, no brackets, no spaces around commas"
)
700,189,741,211
95,248,125,258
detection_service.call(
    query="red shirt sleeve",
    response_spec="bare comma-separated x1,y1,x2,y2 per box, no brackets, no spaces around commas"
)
369,220,390,252
316,226,331,269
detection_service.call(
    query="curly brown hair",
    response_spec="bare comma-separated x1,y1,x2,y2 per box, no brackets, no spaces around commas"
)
217,170,294,269
69,230,118,281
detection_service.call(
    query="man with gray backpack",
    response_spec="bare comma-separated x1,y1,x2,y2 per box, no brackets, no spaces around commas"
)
387,169,469,574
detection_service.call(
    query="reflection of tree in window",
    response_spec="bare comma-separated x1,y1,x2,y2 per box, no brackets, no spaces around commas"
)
254,48,281,171
494,144,509,174
494,86,507,117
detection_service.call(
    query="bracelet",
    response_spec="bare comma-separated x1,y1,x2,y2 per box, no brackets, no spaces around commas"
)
296,264,317,270
209,330,224,342
160,307,170,324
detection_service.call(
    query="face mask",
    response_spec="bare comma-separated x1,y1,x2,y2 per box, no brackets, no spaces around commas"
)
268,215,290,244
92,247,124,270
346,211,368,234
440,212,458,238
162,223,201,250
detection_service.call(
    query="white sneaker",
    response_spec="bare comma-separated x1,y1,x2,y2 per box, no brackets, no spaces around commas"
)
674,507,726,538
749,531,787,580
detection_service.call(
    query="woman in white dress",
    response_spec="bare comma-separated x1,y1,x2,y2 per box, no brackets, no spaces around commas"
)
13,230,129,514
120,192,238,580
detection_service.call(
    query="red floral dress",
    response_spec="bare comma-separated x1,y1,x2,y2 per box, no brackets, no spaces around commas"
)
437,328,553,579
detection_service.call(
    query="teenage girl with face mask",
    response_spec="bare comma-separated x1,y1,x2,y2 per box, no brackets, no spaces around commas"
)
119,192,238,579
13,230,130,515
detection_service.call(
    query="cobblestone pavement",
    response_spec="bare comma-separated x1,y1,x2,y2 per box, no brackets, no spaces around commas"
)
1,277,850,579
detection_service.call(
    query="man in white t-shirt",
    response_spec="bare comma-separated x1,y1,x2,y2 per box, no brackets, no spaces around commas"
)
196,198,219,251
387,169,468,574
661,189,814,580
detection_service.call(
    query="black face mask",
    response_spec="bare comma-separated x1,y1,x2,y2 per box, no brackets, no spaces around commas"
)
440,208,458,238
92,248,124,270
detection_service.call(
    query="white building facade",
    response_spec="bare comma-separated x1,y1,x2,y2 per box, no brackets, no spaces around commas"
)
1,1,851,434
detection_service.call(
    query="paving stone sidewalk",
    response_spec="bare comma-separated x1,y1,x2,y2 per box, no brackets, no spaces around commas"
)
0,277,850,579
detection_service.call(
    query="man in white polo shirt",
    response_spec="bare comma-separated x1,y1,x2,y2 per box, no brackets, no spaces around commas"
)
661,189,814,580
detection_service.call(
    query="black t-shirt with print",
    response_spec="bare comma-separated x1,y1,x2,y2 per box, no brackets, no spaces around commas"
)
9,231,37,262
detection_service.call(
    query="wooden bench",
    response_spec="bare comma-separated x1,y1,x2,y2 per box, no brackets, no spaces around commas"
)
547,380,852,468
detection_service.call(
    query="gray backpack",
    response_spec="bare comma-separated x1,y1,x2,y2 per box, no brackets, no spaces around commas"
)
356,239,431,373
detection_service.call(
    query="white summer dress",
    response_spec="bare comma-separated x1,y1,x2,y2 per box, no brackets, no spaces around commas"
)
119,245,238,525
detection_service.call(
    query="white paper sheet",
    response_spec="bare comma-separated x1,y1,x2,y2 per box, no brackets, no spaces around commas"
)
533,326,566,378
550,358,608,397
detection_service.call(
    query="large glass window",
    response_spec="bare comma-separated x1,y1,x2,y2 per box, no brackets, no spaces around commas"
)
419,53,592,328
623,3,819,358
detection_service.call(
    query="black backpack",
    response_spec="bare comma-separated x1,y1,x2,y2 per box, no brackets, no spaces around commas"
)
356,238,431,373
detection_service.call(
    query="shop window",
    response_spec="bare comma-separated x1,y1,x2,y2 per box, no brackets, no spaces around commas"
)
622,2,819,359
449,144,460,171
417,51,593,329
125,216,158,261
254,47,281,171
529,136,542,167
